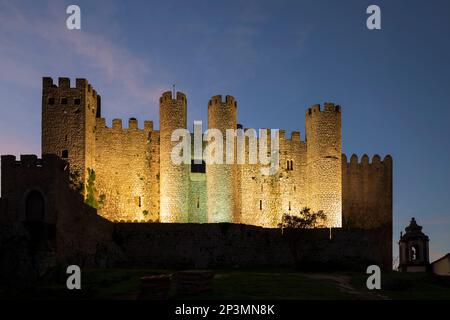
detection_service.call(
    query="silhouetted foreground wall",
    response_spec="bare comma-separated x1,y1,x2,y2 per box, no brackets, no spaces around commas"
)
113,223,392,270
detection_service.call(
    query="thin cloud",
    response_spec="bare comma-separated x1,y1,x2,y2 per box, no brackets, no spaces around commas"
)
0,0,163,105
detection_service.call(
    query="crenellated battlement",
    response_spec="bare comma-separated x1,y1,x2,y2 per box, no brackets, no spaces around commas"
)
43,77,98,99
159,91,187,104
208,95,237,107
290,131,301,142
306,102,341,116
32,76,393,231
96,117,154,131
277,129,306,143
342,153,393,168
1,154,68,171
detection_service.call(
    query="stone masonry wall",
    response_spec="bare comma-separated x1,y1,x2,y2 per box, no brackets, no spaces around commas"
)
342,154,393,229
306,103,342,228
113,223,392,270
206,95,237,223
37,77,392,233
159,91,189,223
0,154,117,270
94,118,155,222
41,77,99,189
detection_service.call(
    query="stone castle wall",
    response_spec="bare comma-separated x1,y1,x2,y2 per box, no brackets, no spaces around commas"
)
94,118,156,222
342,154,393,229
38,77,392,231
41,77,99,189
0,154,117,268
113,223,392,270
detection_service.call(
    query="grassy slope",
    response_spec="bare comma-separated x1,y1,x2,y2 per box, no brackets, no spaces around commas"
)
2,269,450,300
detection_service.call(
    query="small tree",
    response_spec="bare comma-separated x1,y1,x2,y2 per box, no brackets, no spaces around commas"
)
278,207,327,229
69,170,84,194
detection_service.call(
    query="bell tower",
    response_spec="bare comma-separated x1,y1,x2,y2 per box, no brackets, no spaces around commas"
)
399,218,430,272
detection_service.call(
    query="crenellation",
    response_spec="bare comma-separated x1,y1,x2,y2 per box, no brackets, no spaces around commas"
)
342,152,393,231
1,154,67,172
343,153,392,167
76,78,87,89
36,77,391,230
144,120,153,131
58,77,71,88
129,118,138,130
279,129,286,140
43,77,55,88
361,154,370,167
96,117,106,128
291,131,301,142
112,119,122,129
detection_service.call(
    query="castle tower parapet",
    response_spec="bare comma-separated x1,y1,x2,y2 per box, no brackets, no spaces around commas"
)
206,95,237,222
41,77,100,192
159,90,189,223
306,102,342,227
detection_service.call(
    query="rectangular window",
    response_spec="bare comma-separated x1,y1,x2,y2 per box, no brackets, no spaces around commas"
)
191,160,206,173
61,98,68,104
260,200,262,210
48,98,55,105
61,150,68,158
74,98,81,105
135,196,142,207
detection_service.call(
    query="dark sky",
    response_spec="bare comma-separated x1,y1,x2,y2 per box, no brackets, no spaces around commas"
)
0,0,449,262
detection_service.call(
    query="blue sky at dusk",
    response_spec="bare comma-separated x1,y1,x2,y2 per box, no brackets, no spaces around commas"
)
0,0,449,261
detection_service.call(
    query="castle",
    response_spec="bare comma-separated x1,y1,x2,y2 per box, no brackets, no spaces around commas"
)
36,77,392,230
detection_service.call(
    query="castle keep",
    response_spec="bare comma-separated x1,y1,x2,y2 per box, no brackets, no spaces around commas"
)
39,77,392,230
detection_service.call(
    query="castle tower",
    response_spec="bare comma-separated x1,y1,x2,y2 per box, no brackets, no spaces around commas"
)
42,77,100,192
305,103,342,227
206,95,237,223
159,91,189,223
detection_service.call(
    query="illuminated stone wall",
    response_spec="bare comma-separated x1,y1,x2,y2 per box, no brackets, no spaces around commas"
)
206,95,237,223
148,129,161,220
42,77,99,190
94,118,155,222
159,91,189,223
188,173,207,223
278,130,308,219
306,103,342,228
39,77,392,231
239,130,260,225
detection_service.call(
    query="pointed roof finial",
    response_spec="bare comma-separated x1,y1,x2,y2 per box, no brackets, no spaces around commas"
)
172,83,176,97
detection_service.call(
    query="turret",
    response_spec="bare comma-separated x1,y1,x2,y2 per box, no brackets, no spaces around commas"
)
206,95,237,223
305,102,342,227
159,91,189,222
41,77,100,193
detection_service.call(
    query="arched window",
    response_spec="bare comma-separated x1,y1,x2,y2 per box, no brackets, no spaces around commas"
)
259,200,262,210
288,201,291,211
25,190,45,222
62,149,69,158
290,160,294,171
411,245,420,261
